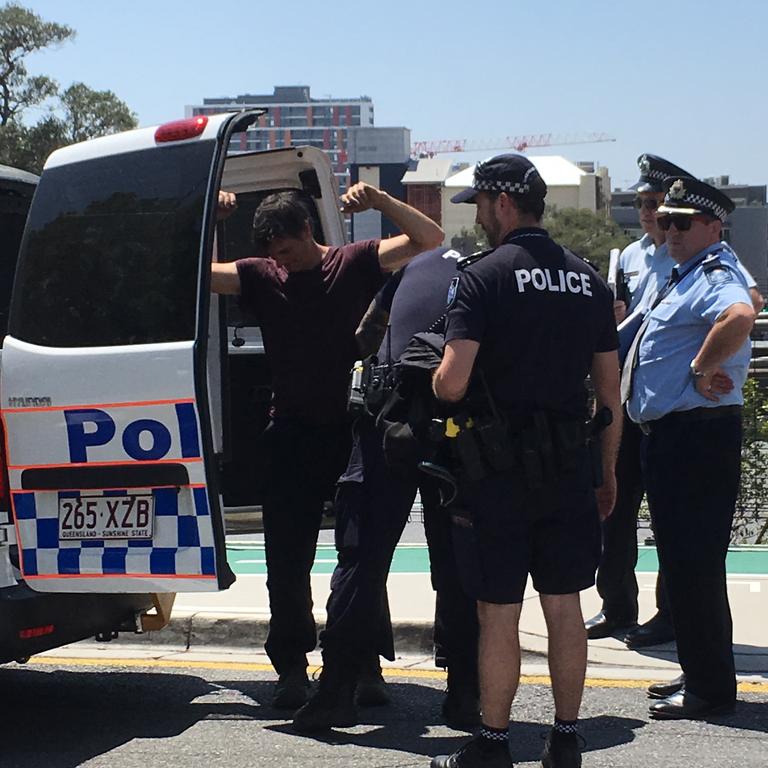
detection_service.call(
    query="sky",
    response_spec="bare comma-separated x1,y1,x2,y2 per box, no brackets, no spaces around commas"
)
11,0,768,190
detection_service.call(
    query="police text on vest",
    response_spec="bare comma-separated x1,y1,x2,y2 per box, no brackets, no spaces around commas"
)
515,269,592,296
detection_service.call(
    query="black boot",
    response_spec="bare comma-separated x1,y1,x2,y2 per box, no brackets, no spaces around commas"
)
442,666,481,730
292,661,358,733
355,659,390,707
431,736,513,768
541,729,583,768
272,666,310,710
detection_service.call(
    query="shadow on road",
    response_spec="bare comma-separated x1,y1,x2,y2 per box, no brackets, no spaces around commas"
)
2,667,766,767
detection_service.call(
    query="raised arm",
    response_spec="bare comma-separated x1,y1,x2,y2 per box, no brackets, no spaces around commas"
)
341,182,444,272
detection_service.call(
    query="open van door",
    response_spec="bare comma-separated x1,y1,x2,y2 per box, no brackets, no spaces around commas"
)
0,111,263,593
214,146,346,531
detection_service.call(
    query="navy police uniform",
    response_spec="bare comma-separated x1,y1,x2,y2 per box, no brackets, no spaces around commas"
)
445,228,618,603
293,248,480,732
625,177,751,714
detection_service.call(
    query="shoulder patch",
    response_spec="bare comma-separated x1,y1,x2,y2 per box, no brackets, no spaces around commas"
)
705,266,734,286
446,276,460,308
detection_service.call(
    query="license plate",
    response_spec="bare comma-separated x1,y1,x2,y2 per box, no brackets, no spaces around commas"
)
58,495,155,540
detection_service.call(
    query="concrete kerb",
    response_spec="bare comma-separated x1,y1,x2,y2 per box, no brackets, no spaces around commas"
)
120,611,768,684
128,612,436,656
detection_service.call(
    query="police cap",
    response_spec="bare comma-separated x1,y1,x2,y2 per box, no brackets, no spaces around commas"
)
657,176,735,222
451,153,547,204
632,153,693,193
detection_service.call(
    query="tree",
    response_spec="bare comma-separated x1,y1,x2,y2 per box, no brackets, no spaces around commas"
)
450,225,487,255
543,207,633,275
0,2,74,125
60,82,137,144
0,4,137,173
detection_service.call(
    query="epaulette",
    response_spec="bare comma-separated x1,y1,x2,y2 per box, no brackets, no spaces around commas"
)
457,248,493,271
701,249,736,286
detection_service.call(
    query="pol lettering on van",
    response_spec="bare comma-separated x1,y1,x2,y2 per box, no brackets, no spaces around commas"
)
64,402,201,463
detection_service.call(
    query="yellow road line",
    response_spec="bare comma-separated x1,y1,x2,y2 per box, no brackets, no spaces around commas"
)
25,656,768,694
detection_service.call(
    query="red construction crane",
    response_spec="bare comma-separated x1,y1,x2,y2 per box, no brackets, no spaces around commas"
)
411,132,615,158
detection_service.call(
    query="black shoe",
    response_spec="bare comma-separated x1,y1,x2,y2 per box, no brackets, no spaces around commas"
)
355,667,390,707
431,736,513,768
541,729,583,768
442,666,481,730
584,611,636,640
648,689,735,720
292,668,358,732
272,667,311,710
647,673,685,700
624,614,675,649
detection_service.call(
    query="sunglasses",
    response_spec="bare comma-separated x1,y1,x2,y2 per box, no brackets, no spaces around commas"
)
633,197,660,211
657,214,712,232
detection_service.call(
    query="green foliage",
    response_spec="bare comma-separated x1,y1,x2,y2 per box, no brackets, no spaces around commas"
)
60,82,137,144
543,207,633,274
734,377,768,544
0,2,74,124
450,225,487,255
0,4,136,173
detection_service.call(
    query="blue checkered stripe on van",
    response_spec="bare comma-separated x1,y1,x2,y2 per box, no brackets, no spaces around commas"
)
12,487,216,578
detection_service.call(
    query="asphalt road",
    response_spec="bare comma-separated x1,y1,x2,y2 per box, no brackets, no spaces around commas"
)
2,658,767,768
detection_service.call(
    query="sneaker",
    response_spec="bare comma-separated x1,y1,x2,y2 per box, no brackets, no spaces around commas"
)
355,668,391,707
541,729,583,768
292,667,357,733
272,667,310,710
431,736,513,768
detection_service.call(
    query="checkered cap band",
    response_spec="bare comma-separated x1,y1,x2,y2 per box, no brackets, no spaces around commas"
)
644,167,667,181
475,179,530,194
666,191,729,221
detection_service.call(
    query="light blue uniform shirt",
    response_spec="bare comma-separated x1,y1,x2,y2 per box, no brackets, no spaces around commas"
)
619,234,663,314
626,243,753,424
621,235,756,315
636,240,756,314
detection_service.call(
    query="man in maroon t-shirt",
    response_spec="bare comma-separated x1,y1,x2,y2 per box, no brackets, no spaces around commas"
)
212,184,443,709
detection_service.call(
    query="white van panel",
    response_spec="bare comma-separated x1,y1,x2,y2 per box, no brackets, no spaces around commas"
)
1,336,221,593
44,113,233,170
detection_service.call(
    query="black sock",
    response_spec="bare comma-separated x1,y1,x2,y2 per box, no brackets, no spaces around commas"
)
553,717,578,735
478,723,508,751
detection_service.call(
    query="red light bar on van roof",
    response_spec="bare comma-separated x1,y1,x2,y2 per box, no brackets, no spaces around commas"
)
155,115,208,143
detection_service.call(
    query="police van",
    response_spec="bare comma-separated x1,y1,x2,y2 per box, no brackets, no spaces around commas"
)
0,111,346,660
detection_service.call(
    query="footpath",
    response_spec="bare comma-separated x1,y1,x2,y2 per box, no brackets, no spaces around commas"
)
92,541,768,688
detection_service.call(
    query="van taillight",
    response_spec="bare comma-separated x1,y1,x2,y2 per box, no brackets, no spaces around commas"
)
19,625,55,640
154,116,208,143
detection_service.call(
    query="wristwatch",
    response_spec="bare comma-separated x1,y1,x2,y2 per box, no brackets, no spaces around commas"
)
690,360,707,380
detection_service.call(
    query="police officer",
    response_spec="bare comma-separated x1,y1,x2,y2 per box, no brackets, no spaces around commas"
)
430,155,621,768
586,156,763,649
586,154,692,648
623,177,754,719
292,246,480,733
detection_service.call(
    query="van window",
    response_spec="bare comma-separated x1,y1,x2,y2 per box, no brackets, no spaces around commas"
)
10,142,216,348
0,194,31,342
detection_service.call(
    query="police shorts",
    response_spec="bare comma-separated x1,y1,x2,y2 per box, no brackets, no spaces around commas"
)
451,452,601,604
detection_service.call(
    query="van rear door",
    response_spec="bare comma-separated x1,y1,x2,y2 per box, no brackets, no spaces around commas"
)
0,112,260,593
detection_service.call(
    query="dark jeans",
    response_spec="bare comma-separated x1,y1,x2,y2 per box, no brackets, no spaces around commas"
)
642,412,740,704
320,418,478,675
597,412,669,623
260,418,351,674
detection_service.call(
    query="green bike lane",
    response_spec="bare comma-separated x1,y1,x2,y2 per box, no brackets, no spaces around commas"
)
226,543,768,576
